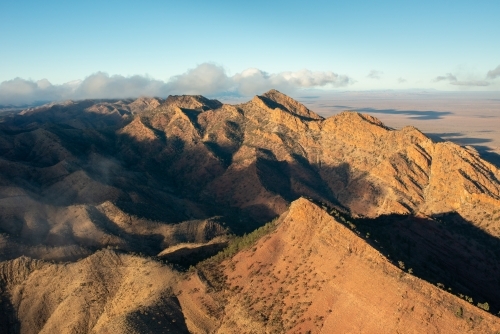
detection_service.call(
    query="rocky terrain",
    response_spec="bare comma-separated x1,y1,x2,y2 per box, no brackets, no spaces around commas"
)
0,90,499,332
180,198,500,333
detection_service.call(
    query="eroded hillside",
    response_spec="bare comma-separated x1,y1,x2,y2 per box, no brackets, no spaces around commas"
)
1,90,499,262
179,198,500,333
2,198,498,333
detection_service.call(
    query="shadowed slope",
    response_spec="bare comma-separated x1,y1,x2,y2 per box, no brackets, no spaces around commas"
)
351,211,500,314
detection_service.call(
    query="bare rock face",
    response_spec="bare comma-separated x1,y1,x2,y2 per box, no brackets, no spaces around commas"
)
318,111,500,228
163,95,223,111
128,97,163,114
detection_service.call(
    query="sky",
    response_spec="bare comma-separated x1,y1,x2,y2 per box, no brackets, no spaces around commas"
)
1,0,499,105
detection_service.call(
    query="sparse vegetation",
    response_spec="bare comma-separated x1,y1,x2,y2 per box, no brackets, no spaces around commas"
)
478,302,490,311
203,219,277,264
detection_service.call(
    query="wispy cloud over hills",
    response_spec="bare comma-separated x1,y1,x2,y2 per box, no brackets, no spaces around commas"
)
433,73,458,83
165,63,233,95
433,72,489,87
74,73,166,100
367,70,383,80
231,68,352,96
487,65,500,79
433,64,500,87
0,78,74,106
0,63,353,106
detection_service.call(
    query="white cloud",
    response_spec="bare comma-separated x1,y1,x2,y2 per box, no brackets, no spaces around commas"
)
0,63,354,105
486,65,500,79
73,72,166,99
164,63,232,95
432,65,500,87
232,68,351,96
232,68,280,96
397,77,407,83
0,78,71,105
433,72,489,86
367,70,383,80
279,69,351,87
433,73,457,82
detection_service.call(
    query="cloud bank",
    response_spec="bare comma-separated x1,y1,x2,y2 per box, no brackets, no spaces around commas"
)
0,63,353,106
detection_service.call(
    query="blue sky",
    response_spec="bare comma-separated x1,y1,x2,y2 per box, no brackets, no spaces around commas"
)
1,0,499,104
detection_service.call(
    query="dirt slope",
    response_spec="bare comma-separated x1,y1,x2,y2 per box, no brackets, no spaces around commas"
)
179,198,500,333
0,250,188,334
0,200,498,333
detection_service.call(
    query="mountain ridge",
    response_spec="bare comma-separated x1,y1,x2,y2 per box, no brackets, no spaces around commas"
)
180,197,500,333
1,90,500,332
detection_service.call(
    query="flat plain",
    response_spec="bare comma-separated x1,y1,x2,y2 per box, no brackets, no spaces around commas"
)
291,91,500,166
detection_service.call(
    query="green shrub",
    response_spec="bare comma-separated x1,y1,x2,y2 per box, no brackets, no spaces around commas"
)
477,302,490,311
200,219,277,265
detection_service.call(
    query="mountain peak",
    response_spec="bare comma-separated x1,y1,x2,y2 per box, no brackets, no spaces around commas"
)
258,89,323,120
164,94,222,111
129,96,163,113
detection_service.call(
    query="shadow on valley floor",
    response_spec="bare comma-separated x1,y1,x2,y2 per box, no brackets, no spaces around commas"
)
349,212,500,315
474,146,500,168
329,106,453,120
426,132,493,145
426,132,500,167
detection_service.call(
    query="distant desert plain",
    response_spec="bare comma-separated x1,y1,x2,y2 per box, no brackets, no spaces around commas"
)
293,91,500,166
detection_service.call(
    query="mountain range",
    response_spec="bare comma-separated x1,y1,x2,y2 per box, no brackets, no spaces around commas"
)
0,90,499,333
